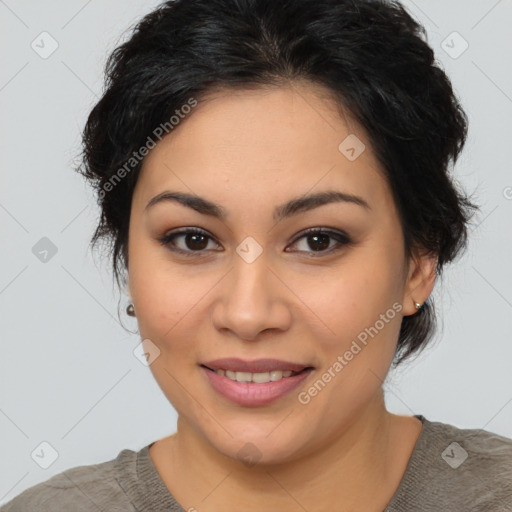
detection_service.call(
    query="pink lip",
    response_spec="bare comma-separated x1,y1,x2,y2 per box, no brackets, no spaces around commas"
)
201,358,310,373
201,366,314,407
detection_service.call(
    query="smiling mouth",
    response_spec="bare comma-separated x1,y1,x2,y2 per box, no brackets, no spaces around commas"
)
201,365,312,384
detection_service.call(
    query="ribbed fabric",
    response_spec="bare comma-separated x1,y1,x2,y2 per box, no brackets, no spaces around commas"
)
1,415,510,511
114,441,184,511
384,415,512,511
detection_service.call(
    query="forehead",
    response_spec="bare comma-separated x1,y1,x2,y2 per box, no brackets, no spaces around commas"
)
135,82,390,213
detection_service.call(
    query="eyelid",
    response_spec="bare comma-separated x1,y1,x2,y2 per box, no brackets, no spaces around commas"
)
157,227,221,255
289,227,351,244
157,226,352,257
286,227,352,255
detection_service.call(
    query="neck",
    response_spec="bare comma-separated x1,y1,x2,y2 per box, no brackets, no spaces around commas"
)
156,389,417,511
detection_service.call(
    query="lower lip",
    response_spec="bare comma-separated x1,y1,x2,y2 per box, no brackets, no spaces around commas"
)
202,366,314,407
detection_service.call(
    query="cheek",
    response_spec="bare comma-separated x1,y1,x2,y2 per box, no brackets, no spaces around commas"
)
131,270,196,341
128,239,179,337
128,247,219,355
298,255,404,390
303,258,402,340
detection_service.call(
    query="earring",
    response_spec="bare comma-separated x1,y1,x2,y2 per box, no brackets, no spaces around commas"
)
414,301,423,311
126,303,136,317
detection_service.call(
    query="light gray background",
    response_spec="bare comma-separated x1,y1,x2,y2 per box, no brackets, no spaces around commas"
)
1,0,511,504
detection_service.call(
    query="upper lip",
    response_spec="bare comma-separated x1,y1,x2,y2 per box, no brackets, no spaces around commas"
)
201,358,312,373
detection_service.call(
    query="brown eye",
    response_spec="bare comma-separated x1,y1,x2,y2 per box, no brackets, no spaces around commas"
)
157,228,221,256
304,233,331,251
183,232,209,250
287,228,352,256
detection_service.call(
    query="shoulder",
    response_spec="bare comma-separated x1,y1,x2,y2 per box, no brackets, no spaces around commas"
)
0,448,138,512
389,415,512,511
426,417,512,475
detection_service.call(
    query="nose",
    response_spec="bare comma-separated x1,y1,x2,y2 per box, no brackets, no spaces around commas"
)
210,248,292,341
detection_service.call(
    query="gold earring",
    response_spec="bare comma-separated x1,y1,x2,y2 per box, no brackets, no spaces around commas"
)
414,301,423,311
126,303,136,317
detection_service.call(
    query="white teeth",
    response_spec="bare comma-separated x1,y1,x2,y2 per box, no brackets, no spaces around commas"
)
252,372,271,383
214,368,298,383
235,371,252,382
270,370,283,381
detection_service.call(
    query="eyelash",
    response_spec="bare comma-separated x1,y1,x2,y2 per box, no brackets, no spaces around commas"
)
157,227,353,258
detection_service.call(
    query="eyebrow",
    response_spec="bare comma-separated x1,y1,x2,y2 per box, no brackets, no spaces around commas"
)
145,189,370,222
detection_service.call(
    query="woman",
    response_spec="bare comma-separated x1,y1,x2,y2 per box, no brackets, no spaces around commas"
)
2,0,510,510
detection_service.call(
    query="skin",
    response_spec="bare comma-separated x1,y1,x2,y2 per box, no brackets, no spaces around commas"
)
127,81,437,511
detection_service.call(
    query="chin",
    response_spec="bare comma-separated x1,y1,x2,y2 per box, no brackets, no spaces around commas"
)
197,418,316,468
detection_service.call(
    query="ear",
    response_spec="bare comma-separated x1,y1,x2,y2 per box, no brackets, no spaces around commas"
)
401,250,437,316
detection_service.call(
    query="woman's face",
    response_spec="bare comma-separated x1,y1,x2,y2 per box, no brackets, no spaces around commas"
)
128,82,429,464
